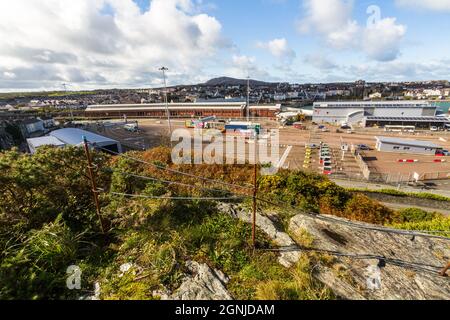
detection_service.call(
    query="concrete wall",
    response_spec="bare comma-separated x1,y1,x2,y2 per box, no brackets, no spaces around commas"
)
372,107,425,117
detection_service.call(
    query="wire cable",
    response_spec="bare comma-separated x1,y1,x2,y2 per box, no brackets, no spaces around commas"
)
105,191,247,201
259,246,444,276
91,144,254,191
257,197,450,241
101,167,238,195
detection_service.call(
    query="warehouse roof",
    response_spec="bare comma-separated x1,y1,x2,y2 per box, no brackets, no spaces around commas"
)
314,101,433,108
27,136,66,148
86,102,246,112
375,136,441,148
50,128,119,147
366,116,450,123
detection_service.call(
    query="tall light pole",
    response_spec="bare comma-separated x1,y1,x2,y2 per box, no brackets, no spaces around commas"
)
159,67,172,141
246,76,250,122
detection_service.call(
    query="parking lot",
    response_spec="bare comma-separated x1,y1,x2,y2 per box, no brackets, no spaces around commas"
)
83,118,450,182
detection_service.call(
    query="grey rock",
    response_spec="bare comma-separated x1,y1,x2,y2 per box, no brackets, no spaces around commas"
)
217,203,301,267
289,213,450,300
162,261,233,301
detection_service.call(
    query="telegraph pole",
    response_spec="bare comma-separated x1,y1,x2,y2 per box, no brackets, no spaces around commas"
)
83,136,106,234
252,163,258,249
159,67,173,145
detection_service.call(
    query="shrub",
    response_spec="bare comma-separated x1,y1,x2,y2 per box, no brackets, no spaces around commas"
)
341,194,394,225
393,208,442,224
389,216,450,235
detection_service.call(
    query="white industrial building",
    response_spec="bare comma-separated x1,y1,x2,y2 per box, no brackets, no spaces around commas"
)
312,101,448,128
27,128,122,154
375,136,441,155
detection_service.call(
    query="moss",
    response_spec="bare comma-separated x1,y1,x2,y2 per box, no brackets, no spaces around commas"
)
291,228,314,248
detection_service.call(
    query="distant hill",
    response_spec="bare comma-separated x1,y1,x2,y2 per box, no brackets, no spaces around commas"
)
203,77,277,87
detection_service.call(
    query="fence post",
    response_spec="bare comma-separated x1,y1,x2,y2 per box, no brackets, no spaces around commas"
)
83,137,106,234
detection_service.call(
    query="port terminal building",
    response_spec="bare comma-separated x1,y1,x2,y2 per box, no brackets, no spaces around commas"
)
312,101,449,128
85,103,282,119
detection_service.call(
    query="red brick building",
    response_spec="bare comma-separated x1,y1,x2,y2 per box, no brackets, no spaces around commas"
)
85,103,281,119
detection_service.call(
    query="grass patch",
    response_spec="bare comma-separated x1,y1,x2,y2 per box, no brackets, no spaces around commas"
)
347,188,450,202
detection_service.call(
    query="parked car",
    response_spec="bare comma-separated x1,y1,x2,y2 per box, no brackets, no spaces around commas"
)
436,149,450,156
357,144,371,151
306,143,320,149
341,125,351,129
430,126,439,131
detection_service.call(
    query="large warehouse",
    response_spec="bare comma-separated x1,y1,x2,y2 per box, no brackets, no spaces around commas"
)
27,128,122,154
312,101,448,128
85,103,281,119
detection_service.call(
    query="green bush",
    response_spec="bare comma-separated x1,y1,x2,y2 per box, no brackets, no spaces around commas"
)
389,216,450,234
393,208,442,224
348,188,450,202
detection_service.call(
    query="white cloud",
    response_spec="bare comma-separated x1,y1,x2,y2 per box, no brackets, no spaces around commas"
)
256,38,296,64
344,59,450,82
0,0,228,90
226,55,271,80
303,54,337,70
395,0,450,11
326,21,360,49
298,0,354,35
363,18,406,62
298,0,407,62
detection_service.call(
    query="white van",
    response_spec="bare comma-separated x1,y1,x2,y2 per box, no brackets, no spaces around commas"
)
124,123,139,132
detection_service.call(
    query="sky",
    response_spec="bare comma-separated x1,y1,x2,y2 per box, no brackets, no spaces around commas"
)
0,0,450,91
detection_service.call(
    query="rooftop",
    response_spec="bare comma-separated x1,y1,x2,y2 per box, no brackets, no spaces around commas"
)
26,136,66,148
375,136,441,148
49,128,119,146
366,116,450,123
314,101,434,108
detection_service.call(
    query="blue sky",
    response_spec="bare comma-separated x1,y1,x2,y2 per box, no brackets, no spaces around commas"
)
0,0,450,90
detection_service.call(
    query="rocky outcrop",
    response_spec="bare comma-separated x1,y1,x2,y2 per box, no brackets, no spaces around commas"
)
217,202,450,300
289,214,450,300
158,261,233,300
217,203,301,267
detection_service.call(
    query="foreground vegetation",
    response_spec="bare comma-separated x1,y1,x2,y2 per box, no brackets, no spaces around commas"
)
0,146,448,299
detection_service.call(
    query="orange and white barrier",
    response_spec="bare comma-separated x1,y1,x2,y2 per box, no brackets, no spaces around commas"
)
397,159,419,163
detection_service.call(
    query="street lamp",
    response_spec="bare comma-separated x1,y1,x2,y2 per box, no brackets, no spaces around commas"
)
159,67,172,142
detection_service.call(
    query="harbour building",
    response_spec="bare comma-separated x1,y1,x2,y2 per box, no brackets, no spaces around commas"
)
313,101,449,128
